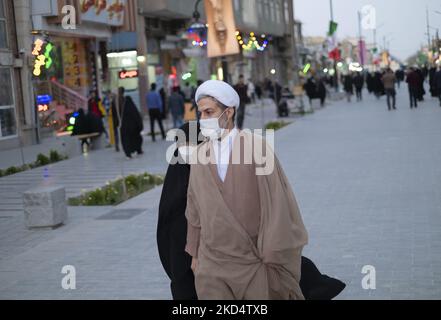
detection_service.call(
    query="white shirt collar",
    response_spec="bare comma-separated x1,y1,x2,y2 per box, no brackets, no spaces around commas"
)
212,128,238,182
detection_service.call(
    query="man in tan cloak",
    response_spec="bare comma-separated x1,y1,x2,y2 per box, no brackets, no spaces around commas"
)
185,80,308,300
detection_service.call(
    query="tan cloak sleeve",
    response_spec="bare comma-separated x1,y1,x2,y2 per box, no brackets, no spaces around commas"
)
185,170,201,258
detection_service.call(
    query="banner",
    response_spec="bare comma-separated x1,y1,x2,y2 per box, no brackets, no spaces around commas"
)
204,0,240,58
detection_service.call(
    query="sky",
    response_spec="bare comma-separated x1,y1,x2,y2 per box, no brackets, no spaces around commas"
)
294,0,441,61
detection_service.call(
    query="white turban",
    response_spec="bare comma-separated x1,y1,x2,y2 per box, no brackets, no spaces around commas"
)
195,80,240,109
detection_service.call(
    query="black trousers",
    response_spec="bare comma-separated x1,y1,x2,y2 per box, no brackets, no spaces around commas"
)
149,109,166,141
355,88,363,101
385,88,396,110
408,87,418,108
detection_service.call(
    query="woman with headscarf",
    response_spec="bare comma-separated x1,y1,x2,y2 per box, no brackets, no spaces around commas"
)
157,121,346,300
115,87,144,159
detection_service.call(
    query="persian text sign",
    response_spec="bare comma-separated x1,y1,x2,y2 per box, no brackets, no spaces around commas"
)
80,0,125,26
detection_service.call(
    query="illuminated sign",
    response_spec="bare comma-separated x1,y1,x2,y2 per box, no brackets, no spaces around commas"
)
38,104,49,112
37,95,53,105
119,69,139,79
32,39,54,77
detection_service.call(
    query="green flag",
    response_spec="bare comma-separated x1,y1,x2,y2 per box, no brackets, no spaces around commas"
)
328,21,338,36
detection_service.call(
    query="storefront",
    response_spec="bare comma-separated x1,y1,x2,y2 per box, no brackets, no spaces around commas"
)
30,0,128,135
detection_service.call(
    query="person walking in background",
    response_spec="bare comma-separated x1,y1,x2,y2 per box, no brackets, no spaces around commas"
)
169,86,186,128
373,71,385,99
119,87,144,159
147,83,166,142
415,68,426,102
303,77,317,107
435,66,441,107
247,78,256,104
382,68,397,111
191,80,204,121
317,77,327,107
353,72,364,102
395,69,405,89
343,74,354,103
274,81,283,107
406,67,420,109
183,82,193,103
234,75,250,130
255,82,263,101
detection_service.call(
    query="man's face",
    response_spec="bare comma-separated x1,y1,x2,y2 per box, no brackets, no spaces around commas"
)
197,97,234,127
198,97,224,120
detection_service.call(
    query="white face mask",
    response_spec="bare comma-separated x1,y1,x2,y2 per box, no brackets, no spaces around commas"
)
178,145,197,164
199,109,229,139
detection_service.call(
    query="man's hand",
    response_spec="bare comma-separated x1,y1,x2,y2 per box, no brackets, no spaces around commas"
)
191,258,198,273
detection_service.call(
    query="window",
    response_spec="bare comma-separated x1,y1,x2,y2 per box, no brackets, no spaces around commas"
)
275,1,281,24
0,68,16,138
264,0,270,19
258,0,263,17
270,1,275,22
284,1,289,24
0,0,7,48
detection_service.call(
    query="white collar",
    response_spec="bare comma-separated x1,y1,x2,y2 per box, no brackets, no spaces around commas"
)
212,128,238,147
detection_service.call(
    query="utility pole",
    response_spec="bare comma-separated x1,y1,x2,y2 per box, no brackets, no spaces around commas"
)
288,0,300,87
136,0,149,117
426,6,431,50
358,10,364,67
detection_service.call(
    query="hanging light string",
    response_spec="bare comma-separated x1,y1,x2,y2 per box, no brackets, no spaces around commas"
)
236,31,269,52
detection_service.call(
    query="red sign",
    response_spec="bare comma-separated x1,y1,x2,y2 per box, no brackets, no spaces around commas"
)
119,70,139,79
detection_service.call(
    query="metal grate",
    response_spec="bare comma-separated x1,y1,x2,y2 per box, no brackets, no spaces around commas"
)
96,209,146,221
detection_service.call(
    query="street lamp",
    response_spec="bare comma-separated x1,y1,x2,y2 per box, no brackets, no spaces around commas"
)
190,0,206,31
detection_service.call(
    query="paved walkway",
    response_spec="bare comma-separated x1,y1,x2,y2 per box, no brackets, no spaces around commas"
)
1,87,441,299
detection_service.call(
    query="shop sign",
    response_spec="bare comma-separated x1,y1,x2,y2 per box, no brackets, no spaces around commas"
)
80,0,126,26
119,69,138,79
32,39,54,77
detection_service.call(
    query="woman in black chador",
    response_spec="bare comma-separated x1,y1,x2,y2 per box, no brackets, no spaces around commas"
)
114,87,144,158
157,122,346,300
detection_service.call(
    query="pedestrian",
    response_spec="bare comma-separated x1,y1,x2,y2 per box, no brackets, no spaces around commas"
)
435,66,441,107
186,80,308,300
382,68,397,111
343,74,354,102
146,83,166,142
415,68,426,101
366,72,374,94
353,72,364,102
373,71,385,99
233,74,250,130
395,69,405,89
183,82,193,103
247,78,256,104
406,67,420,109
303,77,317,106
274,81,283,107
157,121,346,300
169,86,186,128
317,77,327,107
190,80,204,122
255,82,263,101
119,87,144,158
102,90,112,115
71,108,95,152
